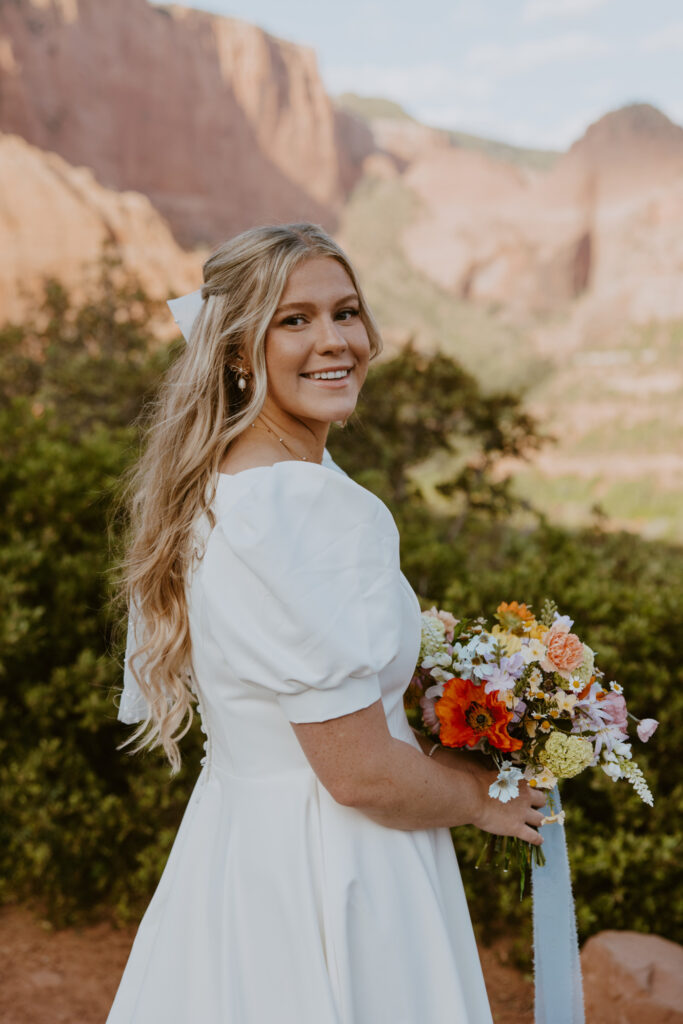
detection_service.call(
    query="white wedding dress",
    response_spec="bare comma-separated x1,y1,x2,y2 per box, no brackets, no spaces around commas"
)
107,453,493,1023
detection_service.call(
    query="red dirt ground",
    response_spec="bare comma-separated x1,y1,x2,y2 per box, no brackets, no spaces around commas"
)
0,903,533,1023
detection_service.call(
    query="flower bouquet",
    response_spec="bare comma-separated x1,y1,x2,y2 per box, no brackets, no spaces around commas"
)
407,599,657,893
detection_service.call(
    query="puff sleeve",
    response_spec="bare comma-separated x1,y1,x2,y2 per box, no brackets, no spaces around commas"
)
201,462,405,723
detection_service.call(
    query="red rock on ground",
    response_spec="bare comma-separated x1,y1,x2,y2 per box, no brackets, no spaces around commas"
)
581,929,683,1024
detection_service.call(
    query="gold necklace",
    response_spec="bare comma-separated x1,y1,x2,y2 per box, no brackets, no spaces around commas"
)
251,419,310,461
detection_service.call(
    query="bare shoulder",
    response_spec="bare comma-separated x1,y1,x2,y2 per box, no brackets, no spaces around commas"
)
219,435,293,475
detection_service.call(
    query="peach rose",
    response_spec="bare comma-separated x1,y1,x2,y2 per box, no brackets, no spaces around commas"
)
543,627,584,674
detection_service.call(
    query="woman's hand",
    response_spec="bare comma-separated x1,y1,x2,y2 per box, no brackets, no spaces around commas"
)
428,743,546,846
470,768,547,847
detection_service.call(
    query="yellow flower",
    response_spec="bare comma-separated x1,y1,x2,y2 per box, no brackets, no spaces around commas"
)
528,622,550,641
491,625,523,655
539,721,551,733
539,733,593,779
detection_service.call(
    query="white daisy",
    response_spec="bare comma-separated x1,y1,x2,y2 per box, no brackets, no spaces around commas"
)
488,764,524,803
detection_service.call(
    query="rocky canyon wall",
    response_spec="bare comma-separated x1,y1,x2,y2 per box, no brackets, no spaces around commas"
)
393,103,683,324
0,0,373,247
0,132,201,323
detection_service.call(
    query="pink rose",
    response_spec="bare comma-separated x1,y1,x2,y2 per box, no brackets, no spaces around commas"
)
601,692,628,736
420,695,441,735
542,627,585,674
636,718,659,742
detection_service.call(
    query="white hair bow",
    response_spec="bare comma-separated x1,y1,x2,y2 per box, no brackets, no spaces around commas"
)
167,289,204,344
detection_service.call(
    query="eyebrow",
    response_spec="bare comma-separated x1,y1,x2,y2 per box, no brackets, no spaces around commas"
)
275,292,359,313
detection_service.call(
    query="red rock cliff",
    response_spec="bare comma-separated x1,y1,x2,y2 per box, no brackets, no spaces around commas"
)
0,0,373,246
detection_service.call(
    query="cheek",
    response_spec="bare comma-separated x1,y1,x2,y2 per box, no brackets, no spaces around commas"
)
264,334,303,388
353,331,372,379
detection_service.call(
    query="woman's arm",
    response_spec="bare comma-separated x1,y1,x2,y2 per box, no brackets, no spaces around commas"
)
411,727,485,775
291,700,545,844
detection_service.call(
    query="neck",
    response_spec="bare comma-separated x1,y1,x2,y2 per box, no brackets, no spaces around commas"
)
256,408,328,464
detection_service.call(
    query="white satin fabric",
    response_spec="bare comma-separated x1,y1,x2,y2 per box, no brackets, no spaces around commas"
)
108,455,493,1023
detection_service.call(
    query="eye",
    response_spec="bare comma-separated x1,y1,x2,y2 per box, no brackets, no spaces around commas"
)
335,307,360,321
281,314,307,327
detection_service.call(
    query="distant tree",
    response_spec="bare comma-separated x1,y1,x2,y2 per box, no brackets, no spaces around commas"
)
331,342,544,515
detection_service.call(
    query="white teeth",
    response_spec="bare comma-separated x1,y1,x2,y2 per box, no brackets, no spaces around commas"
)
306,369,351,380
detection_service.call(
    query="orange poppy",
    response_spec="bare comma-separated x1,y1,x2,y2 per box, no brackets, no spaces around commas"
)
435,677,523,753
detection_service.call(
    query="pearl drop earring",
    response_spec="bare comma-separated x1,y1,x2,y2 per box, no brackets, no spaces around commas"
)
229,362,251,391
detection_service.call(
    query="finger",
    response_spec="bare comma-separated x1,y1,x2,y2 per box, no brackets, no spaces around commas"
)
529,789,549,808
527,810,546,829
520,825,544,846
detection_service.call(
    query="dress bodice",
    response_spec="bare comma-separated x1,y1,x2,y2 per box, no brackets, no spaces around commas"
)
186,460,423,782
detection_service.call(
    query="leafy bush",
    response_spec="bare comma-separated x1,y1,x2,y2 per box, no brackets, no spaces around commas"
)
0,270,203,924
1,271,681,946
335,362,683,946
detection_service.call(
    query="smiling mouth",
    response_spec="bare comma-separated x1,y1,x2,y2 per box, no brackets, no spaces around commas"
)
300,368,352,380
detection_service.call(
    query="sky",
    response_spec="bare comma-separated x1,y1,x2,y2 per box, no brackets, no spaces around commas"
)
156,0,683,151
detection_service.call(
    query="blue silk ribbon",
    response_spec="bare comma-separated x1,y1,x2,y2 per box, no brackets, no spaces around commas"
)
531,787,585,1024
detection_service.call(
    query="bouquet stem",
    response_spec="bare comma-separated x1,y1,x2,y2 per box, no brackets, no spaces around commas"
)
475,834,546,900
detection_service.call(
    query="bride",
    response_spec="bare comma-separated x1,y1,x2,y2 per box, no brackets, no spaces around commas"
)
109,222,545,1023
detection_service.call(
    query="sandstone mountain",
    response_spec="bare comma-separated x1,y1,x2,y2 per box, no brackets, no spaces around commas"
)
387,103,683,326
0,0,373,247
1,3,681,539
335,100,683,542
0,131,201,324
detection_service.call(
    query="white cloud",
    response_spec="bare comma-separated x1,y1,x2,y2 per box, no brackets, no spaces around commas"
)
642,21,683,52
465,33,610,76
523,0,612,22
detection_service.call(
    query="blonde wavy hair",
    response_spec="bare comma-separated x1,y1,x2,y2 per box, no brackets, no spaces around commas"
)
117,222,383,773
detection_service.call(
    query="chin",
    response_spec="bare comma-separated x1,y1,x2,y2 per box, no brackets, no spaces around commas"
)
300,399,358,424
321,404,357,424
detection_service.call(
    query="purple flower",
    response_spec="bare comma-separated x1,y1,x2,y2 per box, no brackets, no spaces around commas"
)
504,652,526,679
592,722,628,760
481,653,524,695
481,663,515,694
511,699,527,724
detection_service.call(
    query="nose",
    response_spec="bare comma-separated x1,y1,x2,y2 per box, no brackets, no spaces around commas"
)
316,314,350,354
